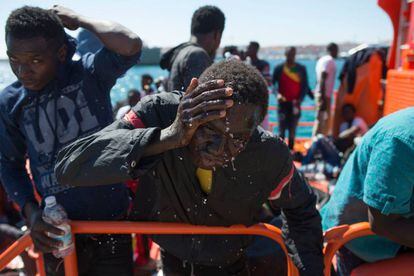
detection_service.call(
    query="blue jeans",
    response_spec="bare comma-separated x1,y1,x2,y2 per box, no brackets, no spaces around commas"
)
302,136,341,167
336,246,366,276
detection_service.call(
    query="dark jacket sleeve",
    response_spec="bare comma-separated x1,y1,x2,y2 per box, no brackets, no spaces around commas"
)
269,162,324,276
55,97,163,188
299,64,313,101
0,105,36,209
82,47,141,90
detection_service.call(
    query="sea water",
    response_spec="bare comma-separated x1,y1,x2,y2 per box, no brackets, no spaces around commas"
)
0,59,343,138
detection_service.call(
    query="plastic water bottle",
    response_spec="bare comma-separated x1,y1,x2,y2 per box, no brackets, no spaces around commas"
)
42,196,74,258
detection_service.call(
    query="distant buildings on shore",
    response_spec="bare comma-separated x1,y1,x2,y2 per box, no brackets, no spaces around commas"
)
0,41,390,64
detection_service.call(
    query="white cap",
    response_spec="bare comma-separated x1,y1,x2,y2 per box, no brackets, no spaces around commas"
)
44,196,56,207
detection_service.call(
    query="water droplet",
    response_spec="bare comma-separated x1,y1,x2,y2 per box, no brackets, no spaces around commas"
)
186,208,191,212
231,158,237,171
178,156,183,161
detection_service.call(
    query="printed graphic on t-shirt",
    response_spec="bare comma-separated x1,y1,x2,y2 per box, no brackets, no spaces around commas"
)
21,81,100,194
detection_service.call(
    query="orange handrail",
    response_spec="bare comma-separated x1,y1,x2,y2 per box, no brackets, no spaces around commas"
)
0,222,299,276
0,234,46,276
323,222,374,276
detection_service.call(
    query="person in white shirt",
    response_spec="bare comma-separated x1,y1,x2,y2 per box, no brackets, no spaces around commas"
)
313,43,339,136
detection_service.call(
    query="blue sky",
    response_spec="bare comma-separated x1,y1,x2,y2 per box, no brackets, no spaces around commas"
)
0,0,392,58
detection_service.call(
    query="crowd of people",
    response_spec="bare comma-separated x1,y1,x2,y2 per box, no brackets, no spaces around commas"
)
0,4,413,276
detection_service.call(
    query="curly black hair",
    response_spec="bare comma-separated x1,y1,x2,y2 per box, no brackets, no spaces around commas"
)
5,6,65,47
199,60,269,122
191,6,225,35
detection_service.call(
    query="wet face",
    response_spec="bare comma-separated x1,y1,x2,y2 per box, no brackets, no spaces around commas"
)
6,35,66,91
188,103,261,169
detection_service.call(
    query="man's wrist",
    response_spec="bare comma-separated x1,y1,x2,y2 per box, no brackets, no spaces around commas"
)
23,201,40,220
160,126,183,150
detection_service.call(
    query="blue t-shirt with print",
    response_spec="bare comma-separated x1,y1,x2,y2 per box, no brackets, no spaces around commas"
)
0,36,140,220
321,107,414,262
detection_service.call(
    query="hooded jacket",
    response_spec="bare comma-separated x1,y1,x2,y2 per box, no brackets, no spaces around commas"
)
55,92,324,275
0,35,140,220
160,42,212,91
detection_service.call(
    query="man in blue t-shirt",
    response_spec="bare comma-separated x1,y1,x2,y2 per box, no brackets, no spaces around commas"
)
0,5,141,275
321,108,414,275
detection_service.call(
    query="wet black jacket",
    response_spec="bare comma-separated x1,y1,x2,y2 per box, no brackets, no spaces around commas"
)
55,92,323,275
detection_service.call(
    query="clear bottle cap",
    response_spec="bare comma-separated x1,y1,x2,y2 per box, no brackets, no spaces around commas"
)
44,196,56,207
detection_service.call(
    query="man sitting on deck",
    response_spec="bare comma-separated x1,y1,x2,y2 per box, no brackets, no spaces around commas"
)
321,108,414,275
301,104,368,171
55,60,323,275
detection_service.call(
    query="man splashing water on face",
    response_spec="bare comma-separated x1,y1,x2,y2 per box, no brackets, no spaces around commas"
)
55,60,323,275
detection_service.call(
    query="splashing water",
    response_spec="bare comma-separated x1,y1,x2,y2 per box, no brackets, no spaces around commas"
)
231,157,237,171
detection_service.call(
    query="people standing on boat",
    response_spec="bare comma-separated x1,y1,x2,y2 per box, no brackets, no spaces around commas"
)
115,89,141,120
55,60,324,276
140,73,155,98
313,43,339,137
0,6,141,275
245,41,271,85
321,107,414,275
272,46,313,150
160,5,225,91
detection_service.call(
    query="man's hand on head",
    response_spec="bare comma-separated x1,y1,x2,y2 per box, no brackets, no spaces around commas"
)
50,5,81,30
166,78,234,148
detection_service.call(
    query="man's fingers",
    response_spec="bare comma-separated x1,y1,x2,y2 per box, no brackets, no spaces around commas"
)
190,87,233,106
188,99,233,117
33,240,55,253
185,78,199,95
190,110,227,127
36,232,62,248
37,220,65,236
190,79,225,97
32,234,59,253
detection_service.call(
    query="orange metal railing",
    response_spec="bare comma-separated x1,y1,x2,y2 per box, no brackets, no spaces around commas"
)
0,234,46,276
0,221,299,276
323,222,374,276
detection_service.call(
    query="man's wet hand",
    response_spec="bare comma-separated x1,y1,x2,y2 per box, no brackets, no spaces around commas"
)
27,207,64,253
51,5,81,30
168,78,233,147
